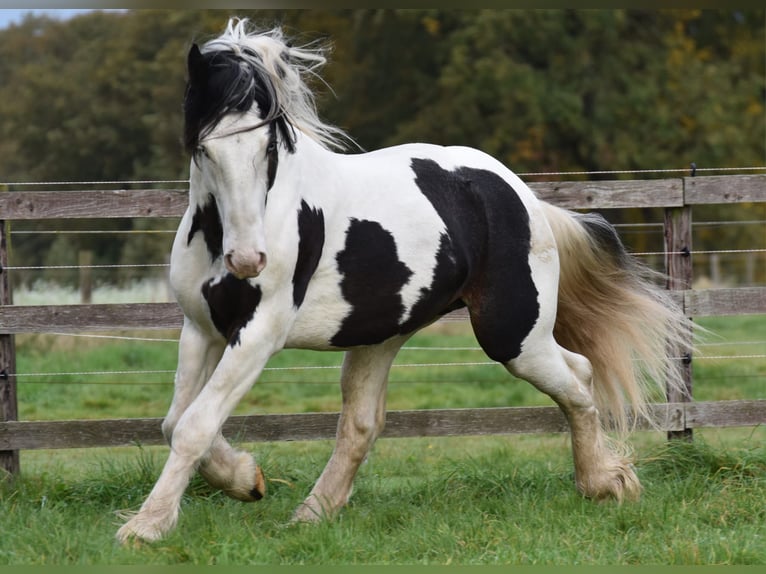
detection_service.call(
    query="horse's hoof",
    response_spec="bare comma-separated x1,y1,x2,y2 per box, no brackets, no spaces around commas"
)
291,494,335,524
224,464,266,502
116,516,167,545
291,504,324,524
577,461,642,503
251,464,266,500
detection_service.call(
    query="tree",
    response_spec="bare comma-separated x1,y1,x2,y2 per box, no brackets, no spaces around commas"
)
0,10,762,286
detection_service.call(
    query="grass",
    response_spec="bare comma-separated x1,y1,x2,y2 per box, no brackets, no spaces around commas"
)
2,433,764,564
3,284,765,564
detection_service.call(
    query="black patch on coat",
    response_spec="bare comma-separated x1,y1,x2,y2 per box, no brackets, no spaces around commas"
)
266,124,279,192
330,219,413,347
188,196,223,261
292,200,325,308
202,274,262,346
410,158,539,363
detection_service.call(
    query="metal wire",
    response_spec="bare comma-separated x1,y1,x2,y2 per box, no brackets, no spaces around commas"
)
6,248,764,271
519,166,766,177
0,179,189,186
10,352,763,384
5,263,169,271
0,166,766,187
28,333,766,348
632,248,766,257
10,229,176,235
3,166,765,186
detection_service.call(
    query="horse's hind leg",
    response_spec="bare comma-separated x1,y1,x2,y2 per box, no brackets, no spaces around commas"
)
292,336,407,522
162,322,265,502
463,203,641,501
505,337,641,501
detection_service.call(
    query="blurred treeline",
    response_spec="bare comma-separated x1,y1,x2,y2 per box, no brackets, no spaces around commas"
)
1,9,764,288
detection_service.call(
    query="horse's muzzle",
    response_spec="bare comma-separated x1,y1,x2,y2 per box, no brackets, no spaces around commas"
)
224,249,267,279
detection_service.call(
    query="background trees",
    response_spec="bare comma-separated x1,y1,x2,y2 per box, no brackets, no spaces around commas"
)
1,9,763,286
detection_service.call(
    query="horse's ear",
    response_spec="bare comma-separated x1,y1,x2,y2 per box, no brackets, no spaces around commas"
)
187,44,206,83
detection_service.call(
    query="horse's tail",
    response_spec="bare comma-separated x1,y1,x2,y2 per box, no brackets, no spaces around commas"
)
541,202,690,433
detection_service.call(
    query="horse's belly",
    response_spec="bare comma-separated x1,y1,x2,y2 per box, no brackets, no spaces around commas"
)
284,237,463,351
283,266,350,349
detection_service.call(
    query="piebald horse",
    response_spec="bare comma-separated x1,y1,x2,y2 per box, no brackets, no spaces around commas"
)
117,19,688,543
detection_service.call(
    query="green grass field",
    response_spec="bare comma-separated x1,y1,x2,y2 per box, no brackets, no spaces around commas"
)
1,312,764,565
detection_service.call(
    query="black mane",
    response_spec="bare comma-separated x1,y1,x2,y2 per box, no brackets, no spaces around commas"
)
183,44,291,154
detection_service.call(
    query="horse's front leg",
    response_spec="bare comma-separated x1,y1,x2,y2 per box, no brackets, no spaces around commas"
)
161,319,223,449
293,336,406,522
116,316,284,544
160,320,264,503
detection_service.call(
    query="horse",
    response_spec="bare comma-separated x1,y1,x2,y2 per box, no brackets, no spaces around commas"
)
117,18,689,543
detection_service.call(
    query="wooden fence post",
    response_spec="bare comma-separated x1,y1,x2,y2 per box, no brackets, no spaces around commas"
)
0,219,19,476
79,250,93,304
664,203,694,441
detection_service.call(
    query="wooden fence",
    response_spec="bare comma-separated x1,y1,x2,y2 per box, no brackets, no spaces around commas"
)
1,174,765,475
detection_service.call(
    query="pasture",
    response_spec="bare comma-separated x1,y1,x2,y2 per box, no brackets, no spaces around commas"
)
2,295,764,565
0,13,762,566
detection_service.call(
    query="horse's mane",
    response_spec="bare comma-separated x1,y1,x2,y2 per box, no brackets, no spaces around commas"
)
186,18,349,153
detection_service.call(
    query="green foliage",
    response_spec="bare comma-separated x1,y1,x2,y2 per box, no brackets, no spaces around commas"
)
1,10,763,287
391,10,764,174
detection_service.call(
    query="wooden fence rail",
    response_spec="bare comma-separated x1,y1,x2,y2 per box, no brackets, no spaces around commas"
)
1,401,764,452
1,174,765,475
0,286,765,335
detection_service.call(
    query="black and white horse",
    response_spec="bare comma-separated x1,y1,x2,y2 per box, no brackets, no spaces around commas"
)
117,19,688,543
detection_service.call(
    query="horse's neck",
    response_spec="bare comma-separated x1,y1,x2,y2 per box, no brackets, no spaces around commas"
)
283,131,344,196
292,130,341,168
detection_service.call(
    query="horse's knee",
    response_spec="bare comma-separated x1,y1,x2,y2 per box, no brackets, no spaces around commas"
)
161,401,188,446
161,416,176,446
350,416,377,446
337,411,381,466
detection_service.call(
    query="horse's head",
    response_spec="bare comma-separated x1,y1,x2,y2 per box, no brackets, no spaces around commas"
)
182,22,296,279
182,19,349,279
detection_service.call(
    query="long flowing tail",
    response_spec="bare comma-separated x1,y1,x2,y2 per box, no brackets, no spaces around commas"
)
541,202,691,432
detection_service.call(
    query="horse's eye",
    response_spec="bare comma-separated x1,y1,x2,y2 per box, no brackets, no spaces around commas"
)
196,145,210,159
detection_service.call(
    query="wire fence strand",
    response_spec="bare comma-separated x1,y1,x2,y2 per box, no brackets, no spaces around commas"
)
518,166,766,177
5,247,764,272
10,352,764,384
5,263,170,271
3,166,765,187
0,179,190,187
